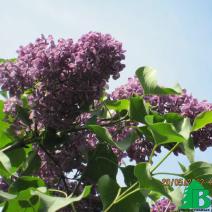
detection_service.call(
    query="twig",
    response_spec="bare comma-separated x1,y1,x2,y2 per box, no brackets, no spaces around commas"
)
3,140,33,153
66,116,128,133
39,144,70,194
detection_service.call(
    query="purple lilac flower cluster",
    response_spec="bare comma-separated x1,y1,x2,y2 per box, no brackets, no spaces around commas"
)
147,89,212,151
0,32,125,129
111,77,212,156
3,96,22,116
151,198,176,212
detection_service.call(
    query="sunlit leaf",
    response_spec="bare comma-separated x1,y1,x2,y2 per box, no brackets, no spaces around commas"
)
31,186,91,212
136,67,182,95
148,123,186,145
105,99,129,112
129,96,149,123
9,176,45,194
192,111,212,131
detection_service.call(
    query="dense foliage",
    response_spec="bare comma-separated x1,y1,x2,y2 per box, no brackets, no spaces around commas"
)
0,32,212,211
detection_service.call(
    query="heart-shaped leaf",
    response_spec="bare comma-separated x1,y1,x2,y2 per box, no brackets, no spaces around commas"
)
148,123,186,145
192,111,212,131
136,67,182,95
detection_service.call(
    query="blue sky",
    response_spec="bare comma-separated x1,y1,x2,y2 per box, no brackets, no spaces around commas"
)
1,0,212,179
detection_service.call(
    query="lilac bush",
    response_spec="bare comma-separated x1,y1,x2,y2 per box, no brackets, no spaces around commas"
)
0,33,211,212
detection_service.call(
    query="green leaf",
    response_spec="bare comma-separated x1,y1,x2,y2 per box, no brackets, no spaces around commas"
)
5,148,26,173
148,123,186,145
0,58,16,64
0,151,12,178
149,110,164,123
116,130,138,151
97,175,148,212
105,99,129,112
0,146,28,177
9,176,45,194
129,96,149,123
21,94,30,109
178,161,187,172
86,125,116,146
136,67,181,95
137,126,154,142
181,137,194,163
183,161,212,196
164,113,183,124
97,175,119,210
86,124,136,151
175,118,194,162
144,115,154,125
20,151,41,175
84,144,118,182
0,191,16,201
0,101,12,149
3,189,40,212
31,186,91,212
147,191,162,201
192,111,212,131
134,162,171,198
164,116,193,161
0,133,13,149
0,100,5,119
177,118,191,140
120,165,137,186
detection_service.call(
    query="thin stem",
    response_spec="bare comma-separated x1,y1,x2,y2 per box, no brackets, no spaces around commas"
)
152,172,183,177
115,188,140,204
71,178,82,196
164,200,171,212
104,188,122,212
103,102,113,119
66,116,128,133
149,144,158,164
115,188,121,201
104,186,140,212
2,140,33,152
39,144,70,194
104,182,140,212
71,203,77,212
48,189,67,197
118,182,138,199
151,143,180,173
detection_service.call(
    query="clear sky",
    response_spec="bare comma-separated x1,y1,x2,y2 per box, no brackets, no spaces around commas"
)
1,0,212,179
